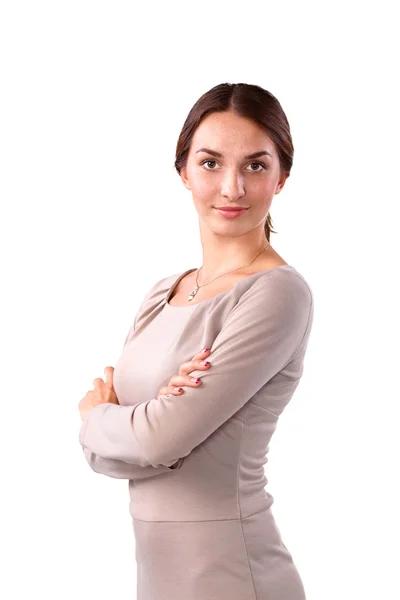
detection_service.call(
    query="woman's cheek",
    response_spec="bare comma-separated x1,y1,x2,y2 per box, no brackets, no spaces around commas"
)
196,173,219,196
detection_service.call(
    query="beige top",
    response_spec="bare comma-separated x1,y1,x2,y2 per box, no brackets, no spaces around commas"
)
79,264,314,600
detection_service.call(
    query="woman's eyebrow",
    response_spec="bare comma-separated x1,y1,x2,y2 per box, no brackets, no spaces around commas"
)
195,148,272,159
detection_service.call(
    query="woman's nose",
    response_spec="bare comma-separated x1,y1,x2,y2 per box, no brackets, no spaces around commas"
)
220,170,245,198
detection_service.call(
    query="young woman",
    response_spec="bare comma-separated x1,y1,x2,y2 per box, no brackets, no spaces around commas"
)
78,82,314,599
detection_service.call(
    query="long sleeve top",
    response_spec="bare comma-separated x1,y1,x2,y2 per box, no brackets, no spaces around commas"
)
78,264,314,600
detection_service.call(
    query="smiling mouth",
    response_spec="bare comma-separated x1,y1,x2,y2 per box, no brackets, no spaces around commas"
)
213,207,249,219
213,206,249,211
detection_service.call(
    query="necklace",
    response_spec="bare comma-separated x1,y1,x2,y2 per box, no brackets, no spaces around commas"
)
188,244,271,301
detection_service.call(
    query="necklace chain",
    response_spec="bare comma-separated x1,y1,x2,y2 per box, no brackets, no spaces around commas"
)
188,243,271,302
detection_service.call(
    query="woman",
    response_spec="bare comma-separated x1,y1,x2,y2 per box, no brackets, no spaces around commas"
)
78,82,314,599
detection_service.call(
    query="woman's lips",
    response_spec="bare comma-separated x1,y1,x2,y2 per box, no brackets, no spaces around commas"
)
214,208,248,219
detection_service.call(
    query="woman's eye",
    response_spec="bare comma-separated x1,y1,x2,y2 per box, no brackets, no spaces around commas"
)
201,160,218,170
247,162,267,172
200,160,267,172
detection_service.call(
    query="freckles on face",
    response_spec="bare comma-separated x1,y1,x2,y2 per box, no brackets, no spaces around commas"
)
187,158,277,212
183,161,217,207
183,111,285,212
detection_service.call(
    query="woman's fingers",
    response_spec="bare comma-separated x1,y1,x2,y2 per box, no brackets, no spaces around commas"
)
167,359,212,394
157,362,210,398
169,360,211,389
156,348,212,399
103,366,115,390
178,348,211,376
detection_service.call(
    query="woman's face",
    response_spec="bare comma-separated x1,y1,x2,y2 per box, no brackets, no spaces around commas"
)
180,110,288,234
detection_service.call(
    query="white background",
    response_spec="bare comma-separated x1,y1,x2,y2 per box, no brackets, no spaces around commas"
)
1,1,399,599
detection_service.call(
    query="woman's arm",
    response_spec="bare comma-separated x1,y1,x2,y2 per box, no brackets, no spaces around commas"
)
81,445,183,479
79,276,184,479
78,270,313,469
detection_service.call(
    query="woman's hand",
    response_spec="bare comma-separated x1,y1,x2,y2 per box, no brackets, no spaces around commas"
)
157,348,212,400
79,366,120,421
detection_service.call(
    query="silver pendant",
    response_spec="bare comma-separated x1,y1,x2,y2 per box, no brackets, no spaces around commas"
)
188,286,199,301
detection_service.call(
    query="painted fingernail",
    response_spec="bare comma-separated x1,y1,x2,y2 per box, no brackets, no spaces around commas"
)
173,387,183,392
190,377,201,383
203,361,211,367
202,348,210,353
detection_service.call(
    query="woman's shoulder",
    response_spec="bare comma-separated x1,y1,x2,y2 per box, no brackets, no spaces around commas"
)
234,264,314,311
256,264,313,301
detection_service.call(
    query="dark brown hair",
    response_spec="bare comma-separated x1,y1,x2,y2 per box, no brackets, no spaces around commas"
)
174,82,294,242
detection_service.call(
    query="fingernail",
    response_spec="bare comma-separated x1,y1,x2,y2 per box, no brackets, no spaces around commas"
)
202,348,210,353
173,387,183,392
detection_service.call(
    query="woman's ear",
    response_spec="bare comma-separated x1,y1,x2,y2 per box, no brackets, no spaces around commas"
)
275,172,289,195
180,166,191,190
